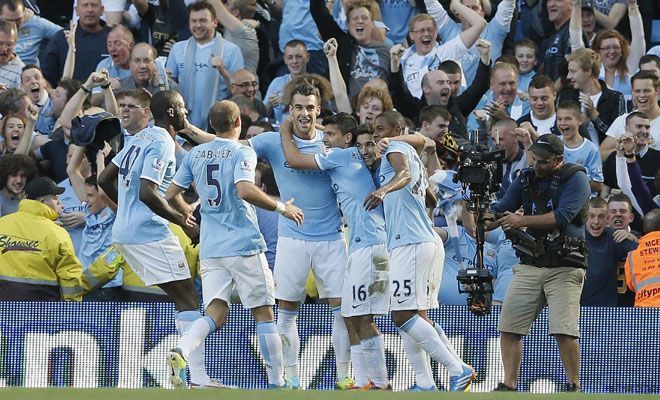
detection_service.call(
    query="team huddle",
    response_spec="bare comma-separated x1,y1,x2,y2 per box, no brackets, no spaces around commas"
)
98,76,476,391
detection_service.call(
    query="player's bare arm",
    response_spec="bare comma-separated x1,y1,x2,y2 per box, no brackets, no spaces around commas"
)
236,181,304,225
279,117,320,170
364,152,411,210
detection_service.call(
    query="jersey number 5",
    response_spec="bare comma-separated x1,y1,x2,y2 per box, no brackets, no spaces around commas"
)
206,163,222,207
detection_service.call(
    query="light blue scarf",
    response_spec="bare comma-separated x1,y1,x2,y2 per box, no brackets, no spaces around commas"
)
182,33,225,118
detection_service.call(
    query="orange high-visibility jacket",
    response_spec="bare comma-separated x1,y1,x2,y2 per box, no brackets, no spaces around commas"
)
625,231,660,307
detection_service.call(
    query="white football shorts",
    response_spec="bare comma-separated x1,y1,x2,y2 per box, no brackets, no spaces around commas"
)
274,237,347,301
389,239,444,311
200,253,275,309
115,236,190,287
341,243,390,317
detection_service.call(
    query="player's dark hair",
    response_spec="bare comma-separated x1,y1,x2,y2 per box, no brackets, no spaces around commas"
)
150,90,182,123
419,105,451,126
323,112,358,135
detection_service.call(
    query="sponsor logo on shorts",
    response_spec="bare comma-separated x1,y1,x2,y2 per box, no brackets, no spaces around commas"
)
352,303,365,309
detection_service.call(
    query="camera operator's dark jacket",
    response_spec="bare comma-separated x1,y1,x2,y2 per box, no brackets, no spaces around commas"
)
491,163,591,239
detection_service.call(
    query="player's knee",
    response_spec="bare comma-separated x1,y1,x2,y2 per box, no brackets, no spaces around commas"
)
391,310,415,327
251,305,275,322
277,299,300,311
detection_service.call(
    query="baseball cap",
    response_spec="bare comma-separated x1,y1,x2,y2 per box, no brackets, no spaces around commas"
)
529,134,564,158
581,0,594,10
24,177,65,200
71,112,121,148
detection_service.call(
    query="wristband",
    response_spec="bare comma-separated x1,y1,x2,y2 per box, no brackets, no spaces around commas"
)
100,83,111,89
274,201,286,214
80,85,92,94
624,153,635,159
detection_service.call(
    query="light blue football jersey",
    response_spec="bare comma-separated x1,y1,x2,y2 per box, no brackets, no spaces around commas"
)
249,131,342,241
80,206,122,288
174,138,266,258
378,141,436,250
562,138,604,183
314,147,386,252
111,126,175,244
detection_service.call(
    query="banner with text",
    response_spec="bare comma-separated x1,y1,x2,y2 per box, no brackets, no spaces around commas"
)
0,303,658,393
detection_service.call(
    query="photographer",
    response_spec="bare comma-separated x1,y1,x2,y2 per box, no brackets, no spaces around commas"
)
487,134,591,392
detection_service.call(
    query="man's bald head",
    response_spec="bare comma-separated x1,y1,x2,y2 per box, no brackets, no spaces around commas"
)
643,209,660,234
230,69,258,100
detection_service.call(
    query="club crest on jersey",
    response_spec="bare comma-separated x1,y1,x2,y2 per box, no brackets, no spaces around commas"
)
151,159,165,171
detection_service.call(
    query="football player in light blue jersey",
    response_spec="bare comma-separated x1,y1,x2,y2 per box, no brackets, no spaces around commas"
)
165,100,303,389
248,77,347,389
280,114,397,389
98,90,216,389
365,111,476,391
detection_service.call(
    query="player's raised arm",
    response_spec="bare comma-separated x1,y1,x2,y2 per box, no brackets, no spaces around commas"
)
279,117,321,170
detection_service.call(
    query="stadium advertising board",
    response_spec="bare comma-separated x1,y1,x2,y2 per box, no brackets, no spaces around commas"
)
0,303,658,393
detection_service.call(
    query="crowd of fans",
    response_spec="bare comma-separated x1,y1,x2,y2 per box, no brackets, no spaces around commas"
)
0,0,658,307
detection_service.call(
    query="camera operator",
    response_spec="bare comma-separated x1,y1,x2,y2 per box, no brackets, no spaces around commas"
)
487,134,591,392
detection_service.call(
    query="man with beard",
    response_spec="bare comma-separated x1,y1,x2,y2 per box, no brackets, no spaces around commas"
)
42,0,110,86
489,134,591,392
20,65,54,135
247,78,348,389
581,197,637,307
0,153,36,216
0,20,23,89
98,90,215,389
117,43,179,96
90,25,134,106
391,39,492,142
167,1,244,130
